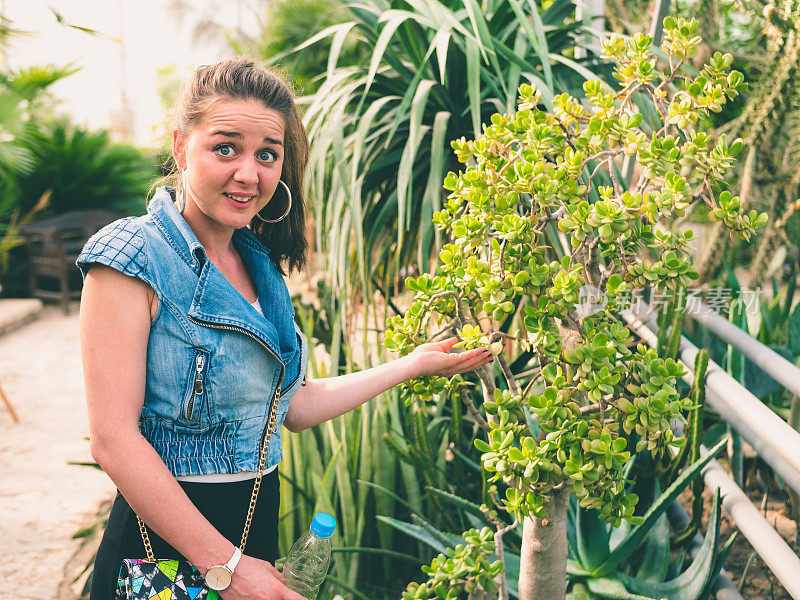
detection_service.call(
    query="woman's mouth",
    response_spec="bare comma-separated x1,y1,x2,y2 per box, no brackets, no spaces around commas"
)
223,192,256,204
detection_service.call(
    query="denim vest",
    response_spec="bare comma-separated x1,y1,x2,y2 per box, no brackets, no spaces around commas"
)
77,187,307,477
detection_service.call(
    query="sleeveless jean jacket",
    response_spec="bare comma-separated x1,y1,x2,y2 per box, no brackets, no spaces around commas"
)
77,187,307,477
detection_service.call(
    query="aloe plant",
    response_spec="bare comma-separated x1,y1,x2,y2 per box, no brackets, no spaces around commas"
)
378,440,732,600
384,17,762,600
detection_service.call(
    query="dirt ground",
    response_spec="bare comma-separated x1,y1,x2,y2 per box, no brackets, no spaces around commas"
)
0,304,116,600
678,462,799,600
723,493,797,600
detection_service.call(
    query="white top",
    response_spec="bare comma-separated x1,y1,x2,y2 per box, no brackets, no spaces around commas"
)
175,298,279,483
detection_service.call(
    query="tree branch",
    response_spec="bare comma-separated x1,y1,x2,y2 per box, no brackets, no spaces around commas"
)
429,318,459,342
497,352,520,396
459,384,492,432
411,291,460,338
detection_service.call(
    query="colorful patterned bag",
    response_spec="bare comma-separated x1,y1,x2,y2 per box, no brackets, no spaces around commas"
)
115,396,279,600
116,559,218,600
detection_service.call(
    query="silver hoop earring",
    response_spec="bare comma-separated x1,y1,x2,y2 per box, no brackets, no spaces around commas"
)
177,172,187,213
256,180,292,224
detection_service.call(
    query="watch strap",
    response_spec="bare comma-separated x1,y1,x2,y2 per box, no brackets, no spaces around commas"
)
225,547,242,573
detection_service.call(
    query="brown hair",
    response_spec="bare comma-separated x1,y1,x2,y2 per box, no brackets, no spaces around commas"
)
172,56,308,275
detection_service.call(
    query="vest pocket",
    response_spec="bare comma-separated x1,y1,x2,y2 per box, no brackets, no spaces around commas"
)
182,349,210,423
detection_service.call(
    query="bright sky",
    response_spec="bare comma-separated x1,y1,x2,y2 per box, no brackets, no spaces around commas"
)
3,1,256,147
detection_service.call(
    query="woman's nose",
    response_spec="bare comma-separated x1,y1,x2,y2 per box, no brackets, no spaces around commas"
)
233,158,259,185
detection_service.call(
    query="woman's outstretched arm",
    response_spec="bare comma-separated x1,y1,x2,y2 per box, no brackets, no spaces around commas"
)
81,265,303,600
283,337,493,432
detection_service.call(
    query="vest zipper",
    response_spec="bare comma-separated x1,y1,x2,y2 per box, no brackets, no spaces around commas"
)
187,316,301,449
186,354,205,421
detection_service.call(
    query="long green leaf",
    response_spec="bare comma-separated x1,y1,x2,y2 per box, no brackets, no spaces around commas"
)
550,52,600,83
505,28,527,113
633,510,670,584
461,0,491,63
325,421,359,584
362,11,419,109
397,79,436,244
593,438,726,576
327,21,360,77
586,577,658,600
576,507,611,571
331,546,425,564
524,0,554,89
288,21,359,57
466,38,482,138
376,515,449,554
432,27,453,86
382,42,437,150
424,486,488,522
507,0,552,89
403,0,473,40
357,480,414,512
620,490,723,600
464,0,507,97
700,532,736,599
410,513,464,548
420,110,450,269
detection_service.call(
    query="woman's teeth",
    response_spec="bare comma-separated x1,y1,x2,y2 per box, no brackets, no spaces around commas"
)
224,193,253,204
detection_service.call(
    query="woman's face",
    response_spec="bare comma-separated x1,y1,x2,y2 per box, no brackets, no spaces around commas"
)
172,97,286,233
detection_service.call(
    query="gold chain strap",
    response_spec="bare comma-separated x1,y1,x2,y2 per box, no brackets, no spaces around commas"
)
137,511,155,562
240,390,279,549
136,389,281,563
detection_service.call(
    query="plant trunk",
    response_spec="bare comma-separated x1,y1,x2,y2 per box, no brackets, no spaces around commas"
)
517,487,570,600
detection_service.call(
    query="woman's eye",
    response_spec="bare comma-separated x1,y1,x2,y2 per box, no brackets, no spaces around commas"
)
259,150,277,162
215,144,235,157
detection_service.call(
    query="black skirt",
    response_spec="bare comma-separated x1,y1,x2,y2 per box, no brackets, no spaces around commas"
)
90,470,280,600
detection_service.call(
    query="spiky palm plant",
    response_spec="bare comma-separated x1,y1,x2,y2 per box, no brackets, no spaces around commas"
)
17,122,156,217
295,0,597,335
0,63,78,283
246,0,363,93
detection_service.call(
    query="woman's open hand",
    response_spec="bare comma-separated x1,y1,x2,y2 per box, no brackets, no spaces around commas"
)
409,336,494,378
222,555,306,600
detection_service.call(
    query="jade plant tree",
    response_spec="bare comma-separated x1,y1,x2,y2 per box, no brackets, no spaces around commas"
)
384,17,766,600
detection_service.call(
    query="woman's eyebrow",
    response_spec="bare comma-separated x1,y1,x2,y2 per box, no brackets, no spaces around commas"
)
211,130,242,139
210,130,283,146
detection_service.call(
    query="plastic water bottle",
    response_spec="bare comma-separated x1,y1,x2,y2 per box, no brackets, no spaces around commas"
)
282,512,337,599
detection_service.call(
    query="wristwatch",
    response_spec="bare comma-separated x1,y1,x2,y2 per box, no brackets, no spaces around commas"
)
204,547,242,591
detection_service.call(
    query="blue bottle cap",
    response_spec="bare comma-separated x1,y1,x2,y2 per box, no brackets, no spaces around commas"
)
310,512,337,538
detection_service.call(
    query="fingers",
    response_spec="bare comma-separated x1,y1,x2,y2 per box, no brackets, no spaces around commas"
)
266,561,285,584
441,347,493,376
282,586,307,600
437,336,459,351
462,349,494,371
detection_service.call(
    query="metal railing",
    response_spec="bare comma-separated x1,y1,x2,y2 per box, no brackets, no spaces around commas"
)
620,303,800,598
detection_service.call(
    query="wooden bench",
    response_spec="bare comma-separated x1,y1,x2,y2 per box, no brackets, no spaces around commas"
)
20,211,123,314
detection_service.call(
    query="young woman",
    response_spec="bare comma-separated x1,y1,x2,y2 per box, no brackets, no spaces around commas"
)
78,57,492,600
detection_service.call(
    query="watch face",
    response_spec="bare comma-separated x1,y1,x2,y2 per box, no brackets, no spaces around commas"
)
205,566,232,591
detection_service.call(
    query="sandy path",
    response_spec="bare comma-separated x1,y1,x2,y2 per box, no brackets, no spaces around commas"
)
0,305,115,600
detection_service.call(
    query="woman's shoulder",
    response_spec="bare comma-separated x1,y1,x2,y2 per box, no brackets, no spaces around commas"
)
76,215,148,281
